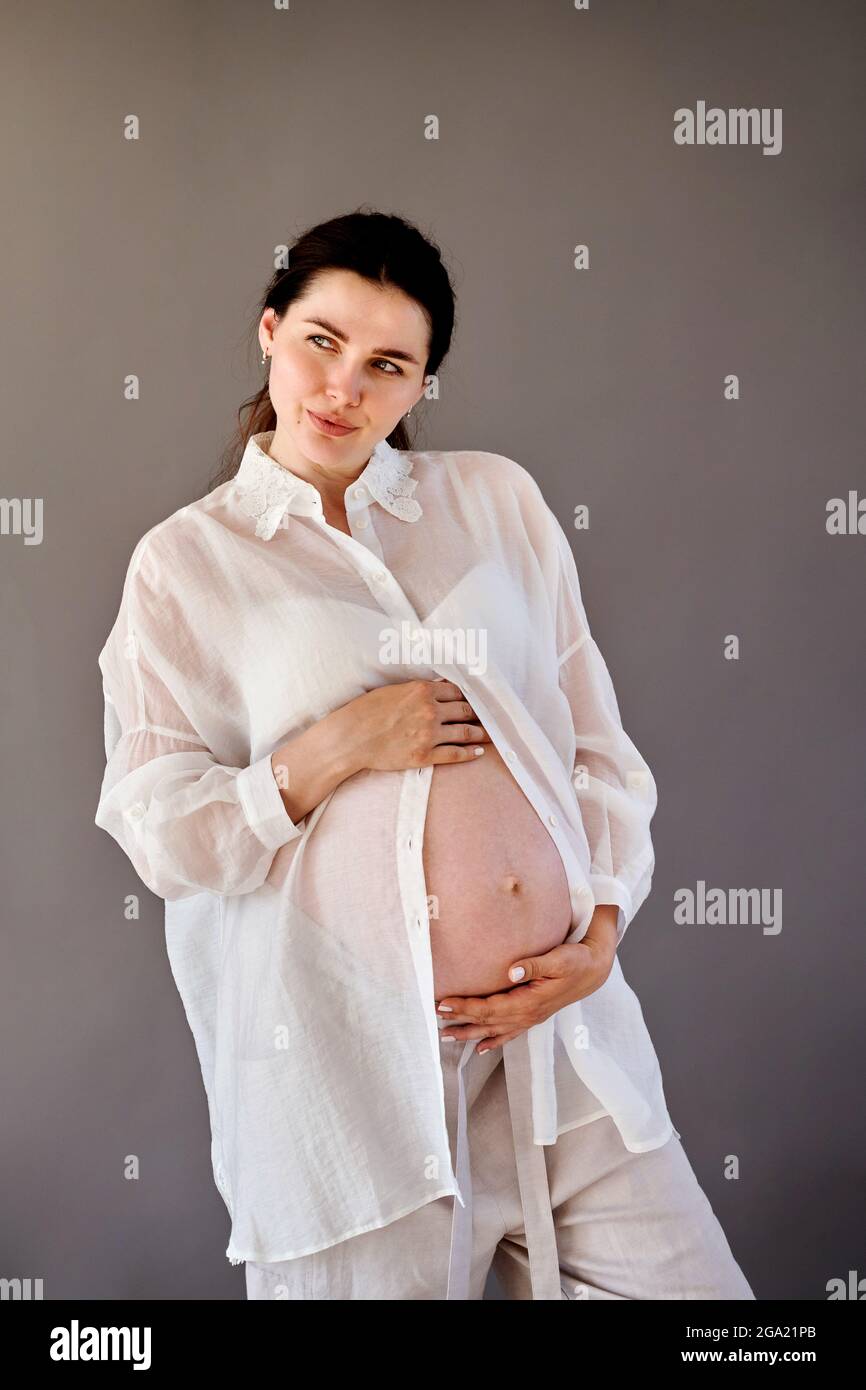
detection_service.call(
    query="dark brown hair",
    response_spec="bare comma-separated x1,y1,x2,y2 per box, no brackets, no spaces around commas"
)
207,206,457,491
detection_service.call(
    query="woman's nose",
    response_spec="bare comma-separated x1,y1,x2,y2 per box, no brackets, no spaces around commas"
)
327,367,363,405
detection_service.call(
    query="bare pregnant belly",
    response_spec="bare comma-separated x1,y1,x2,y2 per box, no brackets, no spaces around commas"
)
422,745,574,999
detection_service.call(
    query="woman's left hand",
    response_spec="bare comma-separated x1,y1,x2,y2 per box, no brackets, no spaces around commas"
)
435,907,619,1053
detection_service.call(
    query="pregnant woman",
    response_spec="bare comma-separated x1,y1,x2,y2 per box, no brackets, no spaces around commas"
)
94,209,754,1301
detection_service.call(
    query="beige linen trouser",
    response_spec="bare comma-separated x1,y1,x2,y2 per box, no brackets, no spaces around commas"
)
245,1028,755,1301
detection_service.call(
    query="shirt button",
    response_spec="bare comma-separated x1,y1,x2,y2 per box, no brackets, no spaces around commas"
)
126,801,147,822
353,486,366,498
548,813,558,828
355,516,369,528
372,569,387,582
505,750,516,762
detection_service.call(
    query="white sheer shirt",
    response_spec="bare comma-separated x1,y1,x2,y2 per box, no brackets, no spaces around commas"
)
94,430,676,1265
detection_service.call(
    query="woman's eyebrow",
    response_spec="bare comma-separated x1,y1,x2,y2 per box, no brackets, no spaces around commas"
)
302,317,420,365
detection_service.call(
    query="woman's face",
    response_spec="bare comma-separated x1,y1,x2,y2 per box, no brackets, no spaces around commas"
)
259,268,430,474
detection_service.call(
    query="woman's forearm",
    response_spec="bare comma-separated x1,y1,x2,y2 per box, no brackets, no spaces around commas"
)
270,703,364,826
584,903,619,960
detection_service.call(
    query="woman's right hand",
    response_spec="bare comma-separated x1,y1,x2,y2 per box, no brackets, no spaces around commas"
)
342,678,492,773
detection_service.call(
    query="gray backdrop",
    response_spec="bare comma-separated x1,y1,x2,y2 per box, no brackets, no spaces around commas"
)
2,0,864,1300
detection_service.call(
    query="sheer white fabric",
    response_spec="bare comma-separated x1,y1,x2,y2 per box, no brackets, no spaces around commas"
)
94,431,675,1266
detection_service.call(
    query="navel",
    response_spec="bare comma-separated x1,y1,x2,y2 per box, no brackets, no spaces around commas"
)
501,873,522,894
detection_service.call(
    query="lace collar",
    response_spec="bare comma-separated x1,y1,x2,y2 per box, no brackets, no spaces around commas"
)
234,429,422,540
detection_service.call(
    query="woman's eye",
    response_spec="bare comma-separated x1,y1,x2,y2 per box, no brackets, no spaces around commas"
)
307,335,402,376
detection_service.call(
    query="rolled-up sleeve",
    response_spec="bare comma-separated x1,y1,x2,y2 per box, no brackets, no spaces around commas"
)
548,513,658,946
94,539,304,902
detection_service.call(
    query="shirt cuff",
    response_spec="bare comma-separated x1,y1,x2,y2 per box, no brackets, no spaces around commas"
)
236,752,305,853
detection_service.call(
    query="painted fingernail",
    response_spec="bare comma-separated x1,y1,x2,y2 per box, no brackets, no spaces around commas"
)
478,1047,490,1054
509,966,525,981
438,1005,453,1012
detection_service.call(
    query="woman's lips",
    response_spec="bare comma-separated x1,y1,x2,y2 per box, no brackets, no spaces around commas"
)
307,409,358,437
